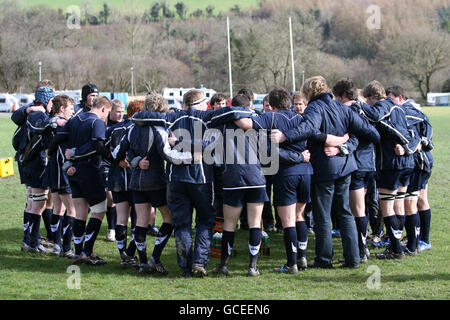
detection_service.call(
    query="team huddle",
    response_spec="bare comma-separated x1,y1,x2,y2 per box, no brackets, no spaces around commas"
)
11,75,434,277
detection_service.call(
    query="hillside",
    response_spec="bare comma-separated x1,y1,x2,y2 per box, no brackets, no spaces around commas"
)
20,0,263,13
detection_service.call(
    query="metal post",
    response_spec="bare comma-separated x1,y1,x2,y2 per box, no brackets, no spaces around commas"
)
130,67,134,96
227,16,233,97
302,70,305,85
38,61,42,82
289,17,296,92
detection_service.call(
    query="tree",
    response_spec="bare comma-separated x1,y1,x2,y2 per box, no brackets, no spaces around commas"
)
99,2,111,24
150,2,161,21
191,9,203,18
175,2,187,20
380,30,450,100
205,5,215,18
442,78,450,93
161,2,175,19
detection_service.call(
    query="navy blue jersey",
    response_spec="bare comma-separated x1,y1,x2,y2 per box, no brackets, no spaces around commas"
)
46,116,71,190
132,107,252,184
402,102,434,173
284,93,380,182
105,118,133,192
112,123,193,191
251,109,313,177
56,112,106,171
360,98,419,171
214,120,266,190
349,101,377,172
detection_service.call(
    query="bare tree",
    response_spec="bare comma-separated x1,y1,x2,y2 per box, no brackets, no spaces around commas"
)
380,29,450,100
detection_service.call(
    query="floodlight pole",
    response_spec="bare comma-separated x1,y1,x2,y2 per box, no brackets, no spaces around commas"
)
227,16,233,97
289,17,296,92
38,61,42,82
131,67,134,97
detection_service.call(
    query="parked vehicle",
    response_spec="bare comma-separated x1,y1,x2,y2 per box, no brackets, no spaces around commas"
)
0,93,19,112
13,94,34,107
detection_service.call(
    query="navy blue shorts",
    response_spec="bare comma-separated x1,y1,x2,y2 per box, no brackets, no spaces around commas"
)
350,171,375,191
377,168,413,190
50,186,72,195
112,190,134,205
273,174,311,206
70,179,106,207
407,170,431,193
132,189,167,207
223,187,269,207
18,162,30,186
22,163,47,189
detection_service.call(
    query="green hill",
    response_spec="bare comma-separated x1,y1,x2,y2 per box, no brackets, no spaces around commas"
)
19,0,263,13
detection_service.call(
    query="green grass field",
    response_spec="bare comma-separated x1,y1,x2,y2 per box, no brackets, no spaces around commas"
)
19,0,262,14
0,108,449,300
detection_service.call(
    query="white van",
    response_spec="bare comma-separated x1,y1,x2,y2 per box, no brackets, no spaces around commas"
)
162,86,217,102
252,93,267,112
13,94,35,107
0,93,19,112
55,90,82,104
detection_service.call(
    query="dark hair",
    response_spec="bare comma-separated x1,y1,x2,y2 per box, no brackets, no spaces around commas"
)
237,88,254,101
51,95,74,115
332,78,358,101
263,95,270,104
268,88,291,110
231,94,250,108
210,93,227,106
385,85,405,98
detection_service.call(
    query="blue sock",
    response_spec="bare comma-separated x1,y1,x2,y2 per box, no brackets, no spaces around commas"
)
355,216,368,257
125,227,137,257
50,213,63,247
62,215,73,252
295,221,308,258
396,214,405,231
283,227,297,267
23,211,32,245
42,208,53,241
220,230,235,266
73,219,86,256
151,223,173,263
419,209,431,243
83,218,102,256
29,213,41,248
135,226,148,264
383,215,403,254
248,228,261,268
405,213,419,252
115,224,128,254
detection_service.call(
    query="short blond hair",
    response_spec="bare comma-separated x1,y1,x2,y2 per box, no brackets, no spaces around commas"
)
301,76,330,101
111,99,124,111
292,91,307,103
92,96,112,110
144,91,169,113
362,80,386,101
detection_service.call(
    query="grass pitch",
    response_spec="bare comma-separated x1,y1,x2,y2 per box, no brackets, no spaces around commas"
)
0,108,449,300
